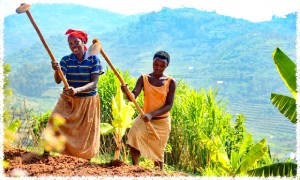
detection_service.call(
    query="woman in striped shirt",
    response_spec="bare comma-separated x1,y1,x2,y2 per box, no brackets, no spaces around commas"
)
46,29,103,160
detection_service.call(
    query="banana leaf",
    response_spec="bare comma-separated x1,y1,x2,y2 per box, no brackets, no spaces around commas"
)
272,47,296,98
231,151,239,170
112,96,135,136
270,93,296,123
247,162,297,177
111,83,135,136
238,134,253,158
235,139,268,174
100,82,135,136
100,123,115,135
7,119,21,132
231,134,253,170
199,131,232,173
5,119,21,142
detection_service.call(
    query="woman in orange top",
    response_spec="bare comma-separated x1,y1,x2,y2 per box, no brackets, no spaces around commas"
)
121,51,176,170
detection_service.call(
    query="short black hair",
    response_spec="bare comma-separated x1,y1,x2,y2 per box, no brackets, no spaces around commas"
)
153,51,170,65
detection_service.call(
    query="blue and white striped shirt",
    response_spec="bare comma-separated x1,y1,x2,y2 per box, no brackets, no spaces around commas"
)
60,52,103,97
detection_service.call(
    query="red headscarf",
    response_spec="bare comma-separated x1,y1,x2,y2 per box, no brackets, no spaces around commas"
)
65,29,88,51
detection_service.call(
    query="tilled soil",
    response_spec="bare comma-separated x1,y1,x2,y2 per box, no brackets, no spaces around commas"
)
4,147,189,178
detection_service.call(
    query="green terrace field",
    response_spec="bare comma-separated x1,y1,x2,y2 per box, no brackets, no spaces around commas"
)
227,101,296,158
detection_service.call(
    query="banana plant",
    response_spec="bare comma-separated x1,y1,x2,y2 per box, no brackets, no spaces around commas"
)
100,82,135,160
4,119,21,148
199,131,268,176
246,47,299,178
270,47,296,123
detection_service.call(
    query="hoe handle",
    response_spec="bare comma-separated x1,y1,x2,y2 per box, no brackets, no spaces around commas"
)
21,5,69,89
100,49,160,140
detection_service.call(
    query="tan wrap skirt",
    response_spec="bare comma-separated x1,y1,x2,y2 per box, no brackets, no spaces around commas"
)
126,115,171,162
47,93,100,159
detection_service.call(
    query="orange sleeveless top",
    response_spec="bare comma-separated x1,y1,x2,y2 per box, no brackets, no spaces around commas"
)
142,74,172,118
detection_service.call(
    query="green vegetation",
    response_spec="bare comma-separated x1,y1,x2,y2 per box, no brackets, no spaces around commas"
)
4,119,21,148
247,162,296,177
165,81,274,176
270,47,296,123
3,64,13,124
4,68,296,177
100,80,135,160
3,63,22,149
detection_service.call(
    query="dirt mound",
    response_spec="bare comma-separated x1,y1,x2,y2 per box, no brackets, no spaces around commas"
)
4,147,189,177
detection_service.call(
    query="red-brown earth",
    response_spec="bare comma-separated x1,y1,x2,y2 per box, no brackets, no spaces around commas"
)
4,147,190,178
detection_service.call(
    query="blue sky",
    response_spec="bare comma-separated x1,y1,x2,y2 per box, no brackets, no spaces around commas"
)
1,0,300,22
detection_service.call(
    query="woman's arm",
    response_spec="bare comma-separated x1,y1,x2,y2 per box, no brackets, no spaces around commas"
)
121,75,143,101
65,74,100,96
54,70,62,84
52,61,62,84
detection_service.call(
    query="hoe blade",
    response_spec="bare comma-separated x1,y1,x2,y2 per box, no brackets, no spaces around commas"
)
16,3,31,14
87,40,101,57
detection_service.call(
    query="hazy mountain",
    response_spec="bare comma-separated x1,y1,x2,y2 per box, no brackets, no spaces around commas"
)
4,3,140,54
4,4,297,156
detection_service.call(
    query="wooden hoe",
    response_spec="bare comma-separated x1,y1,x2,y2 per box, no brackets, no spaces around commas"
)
16,3,70,89
88,39,161,140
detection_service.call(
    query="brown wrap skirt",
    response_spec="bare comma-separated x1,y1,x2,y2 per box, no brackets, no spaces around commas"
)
47,93,100,159
126,115,171,162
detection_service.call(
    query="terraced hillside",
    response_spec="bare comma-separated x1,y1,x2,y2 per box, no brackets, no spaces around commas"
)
227,101,296,158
